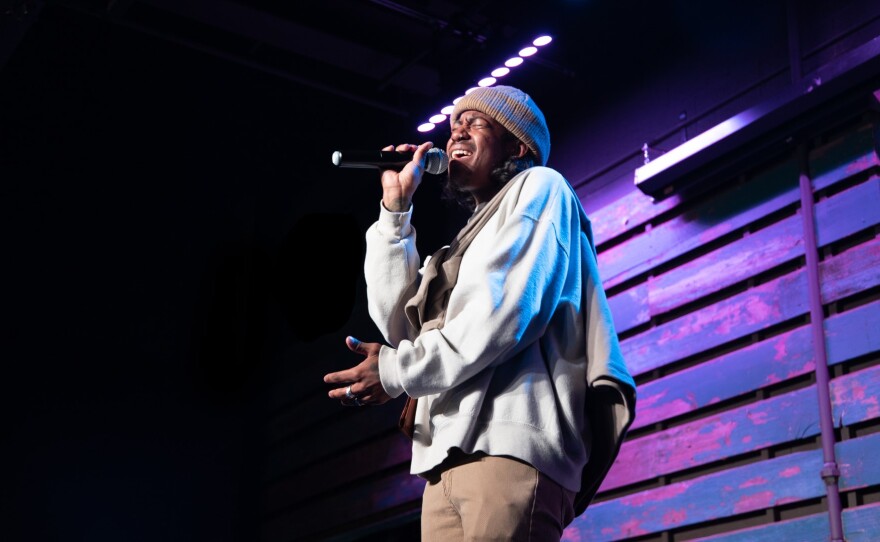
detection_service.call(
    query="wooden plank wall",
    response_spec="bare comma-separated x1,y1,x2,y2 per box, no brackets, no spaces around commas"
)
259,106,880,541
563,109,880,540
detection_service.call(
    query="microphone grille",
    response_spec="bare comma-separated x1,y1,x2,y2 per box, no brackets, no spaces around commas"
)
425,148,449,175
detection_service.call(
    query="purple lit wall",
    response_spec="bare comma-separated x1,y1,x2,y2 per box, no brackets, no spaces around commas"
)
563,112,880,540
261,94,880,542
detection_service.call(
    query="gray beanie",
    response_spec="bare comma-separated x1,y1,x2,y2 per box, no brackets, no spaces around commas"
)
450,85,551,166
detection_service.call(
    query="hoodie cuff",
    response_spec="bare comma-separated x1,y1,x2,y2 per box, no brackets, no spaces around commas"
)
378,345,405,399
377,200,414,239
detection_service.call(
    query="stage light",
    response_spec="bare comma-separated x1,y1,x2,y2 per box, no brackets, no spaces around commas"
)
417,34,553,132
533,35,552,46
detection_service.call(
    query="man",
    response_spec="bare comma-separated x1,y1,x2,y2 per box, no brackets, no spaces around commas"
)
324,85,636,540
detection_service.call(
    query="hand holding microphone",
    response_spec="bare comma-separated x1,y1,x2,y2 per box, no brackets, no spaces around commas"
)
331,146,448,174
332,142,442,212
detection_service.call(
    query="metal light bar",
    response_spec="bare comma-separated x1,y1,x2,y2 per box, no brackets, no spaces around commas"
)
634,35,880,200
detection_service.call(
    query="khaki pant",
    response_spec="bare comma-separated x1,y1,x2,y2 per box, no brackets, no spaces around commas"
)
421,453,576,541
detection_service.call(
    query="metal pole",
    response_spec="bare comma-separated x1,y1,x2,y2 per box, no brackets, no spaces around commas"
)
797,146,845,542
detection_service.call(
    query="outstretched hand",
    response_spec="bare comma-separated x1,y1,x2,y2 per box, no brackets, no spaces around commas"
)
324,336,392,407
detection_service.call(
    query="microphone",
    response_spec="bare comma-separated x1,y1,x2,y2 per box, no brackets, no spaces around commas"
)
331,148,449,175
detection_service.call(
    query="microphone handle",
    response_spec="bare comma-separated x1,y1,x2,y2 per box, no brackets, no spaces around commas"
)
331,148,448,175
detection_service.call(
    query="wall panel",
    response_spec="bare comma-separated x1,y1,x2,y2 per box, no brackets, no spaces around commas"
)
257,53,880,542
563,106,880,540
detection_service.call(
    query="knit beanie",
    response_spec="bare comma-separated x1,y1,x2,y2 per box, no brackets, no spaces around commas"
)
450,85,551,166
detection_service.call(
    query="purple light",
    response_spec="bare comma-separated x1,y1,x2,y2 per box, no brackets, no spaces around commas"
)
417,122,435,132
533,35,552,46
464,87,480,95
505,57,524,68
440,105,454,114
478,77,497,87
519,46,538,57
491,67,510,77
429,113,447,123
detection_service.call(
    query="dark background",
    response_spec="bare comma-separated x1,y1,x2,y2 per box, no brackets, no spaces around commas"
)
2,1,878,540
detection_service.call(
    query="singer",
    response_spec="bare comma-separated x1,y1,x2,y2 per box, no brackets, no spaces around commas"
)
323,85,636,541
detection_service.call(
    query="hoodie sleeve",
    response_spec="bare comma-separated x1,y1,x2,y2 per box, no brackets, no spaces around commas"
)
363,201,425,347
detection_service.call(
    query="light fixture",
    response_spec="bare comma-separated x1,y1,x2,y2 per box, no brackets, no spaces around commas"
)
416,34,554,132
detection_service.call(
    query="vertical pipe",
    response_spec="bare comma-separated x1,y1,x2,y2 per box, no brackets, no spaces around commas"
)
797,147,844,542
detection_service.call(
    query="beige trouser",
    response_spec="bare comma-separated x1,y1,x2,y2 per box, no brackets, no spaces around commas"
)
421,452,576,541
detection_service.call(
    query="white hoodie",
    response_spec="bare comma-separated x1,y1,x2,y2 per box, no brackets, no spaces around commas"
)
366,166,633,496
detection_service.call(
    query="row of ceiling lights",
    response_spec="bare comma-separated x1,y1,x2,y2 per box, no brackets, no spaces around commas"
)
416,35,553,133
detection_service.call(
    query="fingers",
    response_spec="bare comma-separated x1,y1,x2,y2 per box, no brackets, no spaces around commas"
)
395,143,419,153
381,142,434,157
323,365,359,388
328,337,389,407
328,383,374,406
410,141,434,164
345,335,364,354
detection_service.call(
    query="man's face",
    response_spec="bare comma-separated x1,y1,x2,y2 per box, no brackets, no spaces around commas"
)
446,110,519,203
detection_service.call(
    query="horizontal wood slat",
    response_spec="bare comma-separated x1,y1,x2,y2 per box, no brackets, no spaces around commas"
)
809,123,880,192
841,502,880,542
832,364,880,427
587,187,681,248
